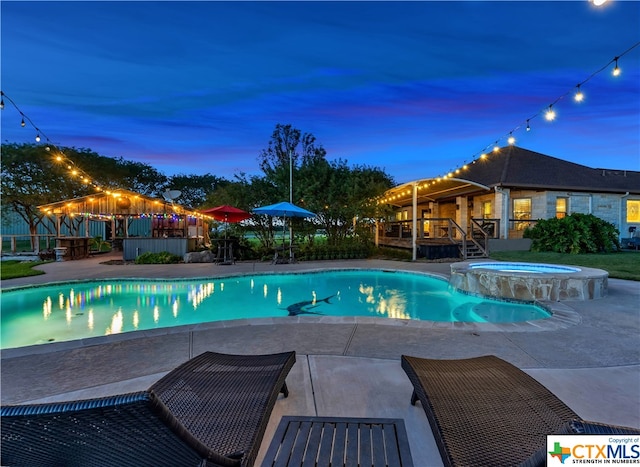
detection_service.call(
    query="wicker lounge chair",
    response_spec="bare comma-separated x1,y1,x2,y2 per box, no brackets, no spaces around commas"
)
401,354,640,467
1,350,296,467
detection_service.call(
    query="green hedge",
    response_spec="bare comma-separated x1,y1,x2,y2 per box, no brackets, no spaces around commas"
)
297,242,372,261
524,213,620,254
134,251,182,264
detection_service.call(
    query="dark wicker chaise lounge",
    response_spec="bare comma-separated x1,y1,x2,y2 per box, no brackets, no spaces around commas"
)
1,350,296,467
401,354,640,467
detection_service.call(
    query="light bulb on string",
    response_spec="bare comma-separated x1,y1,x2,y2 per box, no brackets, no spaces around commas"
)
35,134,40,142
545,105,556,122
508,133,516,145
20,117,26,127
612,57,621,76
0,97,4,110
574,85,584,102
526,119,531,132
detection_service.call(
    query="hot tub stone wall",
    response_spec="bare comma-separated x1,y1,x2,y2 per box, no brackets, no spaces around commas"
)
449,262,608,301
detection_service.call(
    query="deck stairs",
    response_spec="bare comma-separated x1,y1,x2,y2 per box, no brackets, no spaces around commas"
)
466,239,488,258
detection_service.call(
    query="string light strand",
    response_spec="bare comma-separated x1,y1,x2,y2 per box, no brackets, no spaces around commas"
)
0,90,102,190
434,40,640,182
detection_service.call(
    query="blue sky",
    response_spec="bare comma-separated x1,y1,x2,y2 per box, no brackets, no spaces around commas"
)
1,1,639,185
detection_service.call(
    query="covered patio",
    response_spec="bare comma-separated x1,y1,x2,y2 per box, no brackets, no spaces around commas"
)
376,176,500,261
38,189,213,260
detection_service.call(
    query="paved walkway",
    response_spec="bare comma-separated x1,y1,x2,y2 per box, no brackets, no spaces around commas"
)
2,253,639,466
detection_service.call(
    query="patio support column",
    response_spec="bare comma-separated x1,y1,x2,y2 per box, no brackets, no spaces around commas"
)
412,182,417,261
456,196,468,238
374,219,379,247
495,187,510,239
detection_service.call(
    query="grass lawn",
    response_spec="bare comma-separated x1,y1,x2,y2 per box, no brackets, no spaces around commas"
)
1,260,47,280
489,250,640,281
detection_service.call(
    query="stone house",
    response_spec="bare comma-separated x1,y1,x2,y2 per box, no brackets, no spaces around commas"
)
377,146,640,259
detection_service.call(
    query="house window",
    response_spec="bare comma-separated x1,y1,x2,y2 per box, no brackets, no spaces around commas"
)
482,201,492,219
628,200,640,223
513,198,532,230
556,197,568,219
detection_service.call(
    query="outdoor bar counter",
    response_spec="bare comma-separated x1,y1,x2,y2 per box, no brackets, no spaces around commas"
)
55,237,90,260
122,237,201,261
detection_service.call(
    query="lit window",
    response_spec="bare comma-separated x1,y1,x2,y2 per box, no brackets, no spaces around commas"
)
482,201,492,219
513,198,532,230
627,200,640,223
556,197,568,219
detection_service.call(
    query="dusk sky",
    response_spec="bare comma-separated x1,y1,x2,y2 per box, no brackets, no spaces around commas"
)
1,1,639,185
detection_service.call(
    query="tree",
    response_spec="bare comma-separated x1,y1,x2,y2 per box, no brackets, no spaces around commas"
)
1,143,95,247
202,173,280,248
254,124,394,246
0,143,167,248
164,173,229,209
299,158,394,244
258,124,327,204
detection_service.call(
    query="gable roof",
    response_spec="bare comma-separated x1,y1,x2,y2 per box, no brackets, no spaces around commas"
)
38,188,211,220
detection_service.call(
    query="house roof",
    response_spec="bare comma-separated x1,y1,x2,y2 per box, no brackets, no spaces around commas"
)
462,146,640,193
382,146,640,206
38,188,211,219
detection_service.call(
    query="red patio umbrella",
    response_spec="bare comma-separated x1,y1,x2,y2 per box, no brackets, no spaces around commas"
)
200,205,251,239
201,205,251,223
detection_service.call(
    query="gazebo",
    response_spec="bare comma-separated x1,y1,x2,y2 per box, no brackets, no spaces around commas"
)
38,189,212,260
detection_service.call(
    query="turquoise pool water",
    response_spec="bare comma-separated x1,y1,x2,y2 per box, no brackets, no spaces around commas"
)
468,262,580,273
1,270,550,349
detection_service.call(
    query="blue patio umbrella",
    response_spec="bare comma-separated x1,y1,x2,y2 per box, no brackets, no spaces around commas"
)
253,201,316,249
253,201,315,219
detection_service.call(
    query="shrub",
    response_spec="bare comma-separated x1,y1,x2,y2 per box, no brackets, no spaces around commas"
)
370,246,413,261
524,213,620,254
134,251,182,264
296,238,372,261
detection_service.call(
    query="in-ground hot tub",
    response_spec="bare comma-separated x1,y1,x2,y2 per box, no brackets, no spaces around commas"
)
449,261,608,301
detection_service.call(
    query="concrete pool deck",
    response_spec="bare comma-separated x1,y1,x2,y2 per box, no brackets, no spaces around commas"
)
2,253,639,466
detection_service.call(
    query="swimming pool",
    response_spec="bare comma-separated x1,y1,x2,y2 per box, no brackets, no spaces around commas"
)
1,270,550,349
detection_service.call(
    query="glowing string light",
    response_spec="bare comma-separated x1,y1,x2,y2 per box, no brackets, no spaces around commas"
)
612,57,621,76
545,105,556,122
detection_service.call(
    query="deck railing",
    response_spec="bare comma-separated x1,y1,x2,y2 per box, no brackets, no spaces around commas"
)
1,234,57,255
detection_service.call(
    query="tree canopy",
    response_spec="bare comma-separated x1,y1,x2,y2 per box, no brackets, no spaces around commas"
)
0,143,214,242
203,123,395,246
2,126,394,250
